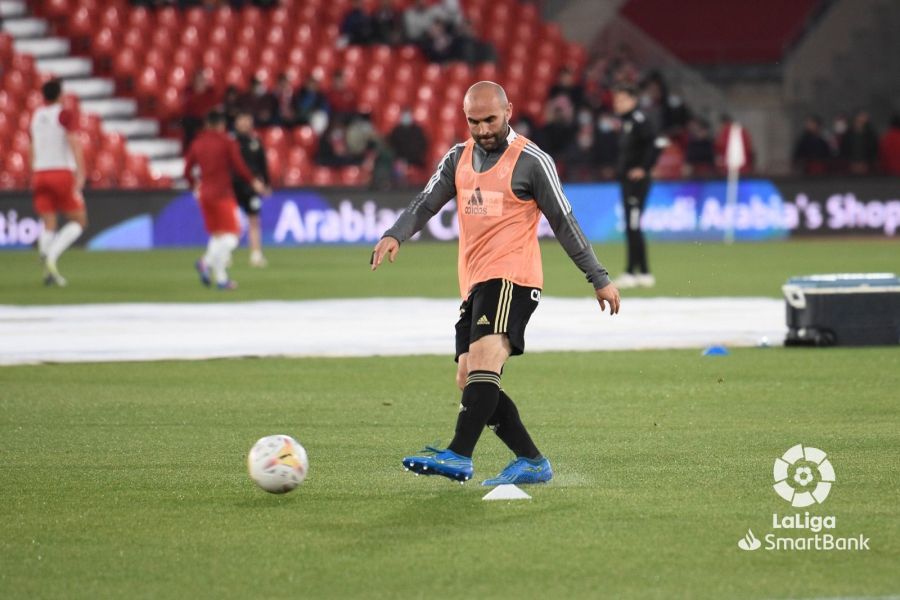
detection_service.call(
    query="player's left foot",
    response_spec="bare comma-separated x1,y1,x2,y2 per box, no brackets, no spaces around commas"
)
481,456,553,486
217,280,239,291
635,273,656,288
195,259,211,287
250,251,268,268
402,446,473,483
43,260,67,287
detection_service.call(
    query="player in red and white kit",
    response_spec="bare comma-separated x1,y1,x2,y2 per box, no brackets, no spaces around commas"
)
28,79,87,287
184,110,266,290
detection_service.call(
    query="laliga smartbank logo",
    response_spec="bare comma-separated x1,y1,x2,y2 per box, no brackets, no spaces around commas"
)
737,444,870,552
772,443,834,507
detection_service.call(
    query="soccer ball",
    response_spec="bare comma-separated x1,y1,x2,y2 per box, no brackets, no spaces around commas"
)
247,434,309,494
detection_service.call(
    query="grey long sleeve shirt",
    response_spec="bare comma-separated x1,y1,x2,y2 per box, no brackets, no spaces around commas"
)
384,127,611,290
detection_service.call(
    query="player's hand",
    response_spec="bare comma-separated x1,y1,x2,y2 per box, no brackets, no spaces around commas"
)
595,283,621,315
370,236,399,271
627,167,646,181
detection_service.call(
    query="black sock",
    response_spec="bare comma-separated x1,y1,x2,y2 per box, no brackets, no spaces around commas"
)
447,370,501,458
486,389,541,460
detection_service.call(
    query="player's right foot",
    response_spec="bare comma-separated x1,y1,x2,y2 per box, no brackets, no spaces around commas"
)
216,280,238,291
402,446,473,483
194,259,211,287
43,260,67,287
613,272,638,289
249,251,268,268
482,456,553,486
635,273,656,288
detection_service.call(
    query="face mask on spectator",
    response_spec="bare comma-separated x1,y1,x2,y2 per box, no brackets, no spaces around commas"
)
400,112,413,126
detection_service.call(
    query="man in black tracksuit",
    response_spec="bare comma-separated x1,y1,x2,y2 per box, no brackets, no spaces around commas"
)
613,83,660,288
232,111,271,267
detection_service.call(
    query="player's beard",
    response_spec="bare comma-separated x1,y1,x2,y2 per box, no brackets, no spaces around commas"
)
474,120,508,152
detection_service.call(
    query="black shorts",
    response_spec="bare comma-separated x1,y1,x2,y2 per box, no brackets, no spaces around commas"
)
455,278,541,361
235,188,262,216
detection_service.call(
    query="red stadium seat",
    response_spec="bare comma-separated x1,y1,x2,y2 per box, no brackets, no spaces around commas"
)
155,7,178,32
112,47,139,81
311,167,337,186
159,86,182,120
292,126,318,153
339,166,365,187
127,6,153,32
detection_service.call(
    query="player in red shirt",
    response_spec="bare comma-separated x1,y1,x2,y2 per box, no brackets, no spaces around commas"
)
184,111,266,290
28,79,87,287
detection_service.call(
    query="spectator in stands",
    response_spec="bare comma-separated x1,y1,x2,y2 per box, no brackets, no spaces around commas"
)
562,108,598,181
346,112,380,158
241,76,278,128
222,85,242,131
840,109,879,175
326,70,359,121
372,0,404,46
452,19,496,65
592,112,620,180
388,108,428,168
294,75,330,131
273,73,297,127
432,0,463,28
715,114,754,174
547,67,584,113
639,71,689,136
583,58,613,113
182,70,218,149
511,115,537,139
538,104,576,164
792,115,832,175
421,20,455,63
684,118,715,177
316,116,361,167
339,0,374,46
879,114,900,176
403,0,436,45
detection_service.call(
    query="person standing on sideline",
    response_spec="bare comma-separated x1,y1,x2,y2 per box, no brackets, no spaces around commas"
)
232,111,271,267
29,79,86,287
371,81,620,486
184,111,266,290
612,83,660,289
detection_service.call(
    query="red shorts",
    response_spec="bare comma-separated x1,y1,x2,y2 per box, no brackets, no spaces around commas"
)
32,170,84,215
200,197,241,234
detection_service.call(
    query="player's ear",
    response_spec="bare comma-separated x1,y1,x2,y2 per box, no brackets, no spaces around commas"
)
506,103,513,121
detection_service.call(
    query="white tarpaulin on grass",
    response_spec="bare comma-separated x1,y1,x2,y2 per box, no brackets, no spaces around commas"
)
0,297,785,365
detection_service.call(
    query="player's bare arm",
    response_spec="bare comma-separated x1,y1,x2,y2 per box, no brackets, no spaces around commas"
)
66,131,86,191
596,283,621,314
370,236,400,271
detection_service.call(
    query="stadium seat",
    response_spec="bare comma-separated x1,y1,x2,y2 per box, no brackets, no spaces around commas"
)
311,166,337,186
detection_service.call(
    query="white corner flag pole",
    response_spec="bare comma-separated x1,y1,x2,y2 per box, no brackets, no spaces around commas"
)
724,122,746,245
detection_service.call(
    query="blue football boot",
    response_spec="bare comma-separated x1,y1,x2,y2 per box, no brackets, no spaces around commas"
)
195,259,211,287
481,456,553,486
402,446,473,483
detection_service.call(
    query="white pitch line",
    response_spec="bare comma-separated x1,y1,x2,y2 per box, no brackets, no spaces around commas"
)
0,296,785,365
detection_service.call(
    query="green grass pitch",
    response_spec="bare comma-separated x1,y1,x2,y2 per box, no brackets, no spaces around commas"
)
1,239,899,598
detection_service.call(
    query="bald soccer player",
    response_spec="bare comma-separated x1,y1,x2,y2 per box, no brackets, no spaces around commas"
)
371,81,620,486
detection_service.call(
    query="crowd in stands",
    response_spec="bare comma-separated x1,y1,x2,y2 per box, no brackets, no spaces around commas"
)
515,47,748,182
181,67,431,188
793,111,900,176
168,1,899,186
339,0,495,65
132,1,278,7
